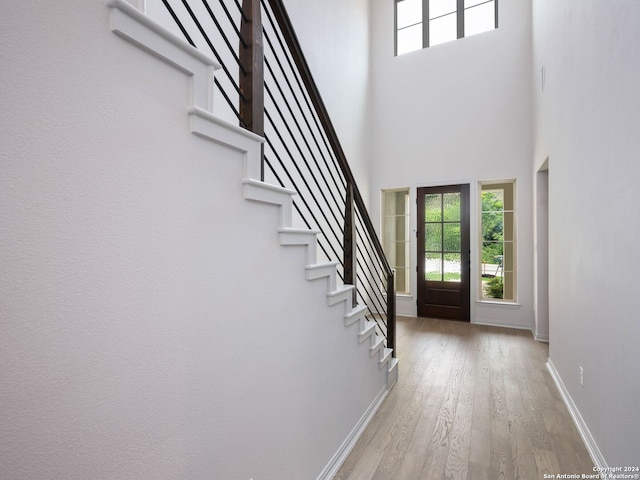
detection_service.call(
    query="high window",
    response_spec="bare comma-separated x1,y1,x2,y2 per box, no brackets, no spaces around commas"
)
395,0,498,55
480,180,516,301
382,189,411,294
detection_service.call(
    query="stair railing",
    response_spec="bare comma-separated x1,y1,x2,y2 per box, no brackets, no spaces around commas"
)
161,0,396,356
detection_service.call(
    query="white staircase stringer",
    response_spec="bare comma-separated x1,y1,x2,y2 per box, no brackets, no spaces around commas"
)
242,179,295,229
189,107,265,181
314,275,398,386
108,0,265,183
358,321,376,344
306,262,339,293
370,335,384,357
278,228,320,266
326,285,355,308
109,0,217,113
108,0,398,392
343,304,367,327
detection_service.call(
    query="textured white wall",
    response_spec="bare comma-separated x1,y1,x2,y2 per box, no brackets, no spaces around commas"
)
369,0,534,326
0,2,385,478
532,0,640,465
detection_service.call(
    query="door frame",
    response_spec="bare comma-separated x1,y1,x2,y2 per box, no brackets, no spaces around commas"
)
416,183,471,322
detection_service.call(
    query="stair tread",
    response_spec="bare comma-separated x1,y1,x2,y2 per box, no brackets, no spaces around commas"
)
345,304,368,317
242,178,296,196
279,227,320,234
358,321,376,343
380,348,393,363
370,336,385,356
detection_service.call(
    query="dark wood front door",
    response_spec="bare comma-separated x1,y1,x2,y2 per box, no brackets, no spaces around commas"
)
417,184,470,322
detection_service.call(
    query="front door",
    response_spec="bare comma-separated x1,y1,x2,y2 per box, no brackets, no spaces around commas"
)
417,185,470,321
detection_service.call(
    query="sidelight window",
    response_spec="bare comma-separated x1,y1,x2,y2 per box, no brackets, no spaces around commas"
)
480,180,516,301
382,189,411,294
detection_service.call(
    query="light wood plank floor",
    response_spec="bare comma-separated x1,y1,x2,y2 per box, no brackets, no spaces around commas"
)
334,317,594,480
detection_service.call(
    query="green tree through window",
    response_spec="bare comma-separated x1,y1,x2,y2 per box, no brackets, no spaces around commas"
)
480,181,515,301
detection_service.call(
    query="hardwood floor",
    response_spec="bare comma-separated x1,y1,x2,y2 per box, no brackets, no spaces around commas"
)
334,317,594,480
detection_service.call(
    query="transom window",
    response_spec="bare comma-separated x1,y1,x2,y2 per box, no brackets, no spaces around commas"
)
395,0,498,55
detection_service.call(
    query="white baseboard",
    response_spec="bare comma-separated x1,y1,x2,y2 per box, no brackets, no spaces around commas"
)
472,319,533,331
316,385,389,480
546,359,608,469
534,332,549,343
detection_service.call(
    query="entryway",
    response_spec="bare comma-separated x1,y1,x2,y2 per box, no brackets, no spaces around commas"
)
416,184,470,321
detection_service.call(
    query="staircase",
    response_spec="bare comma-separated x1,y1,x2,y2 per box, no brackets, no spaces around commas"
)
108,0,398,390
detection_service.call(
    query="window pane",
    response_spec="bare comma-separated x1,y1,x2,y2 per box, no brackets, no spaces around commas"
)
503,241,514,272
383,220,393,244
426,253,442,281
465,1,495,37
483,275,504,299
464,0,487,8
482,240,503,257
503,211,514,241
482,212,503,243
395,216,407,240
384,190,407,215
425,223,442,251
394,241,407,265
396,267,409,294
481,242,502,276
397,23,423,55
429,12,457,46
443,193,460,221
429,0,456,19
481,189,503,212
444,253,462,282
502,271,514,300
397,0,422,29
443,223,461,252
425,194,441,222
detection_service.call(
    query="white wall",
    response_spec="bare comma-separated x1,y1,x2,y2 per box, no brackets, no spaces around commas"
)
0,2,385,478
283,0,372,199
532,0,640,465
369,0,534,327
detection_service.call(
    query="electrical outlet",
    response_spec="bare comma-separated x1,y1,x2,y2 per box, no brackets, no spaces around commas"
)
579,366,584,386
